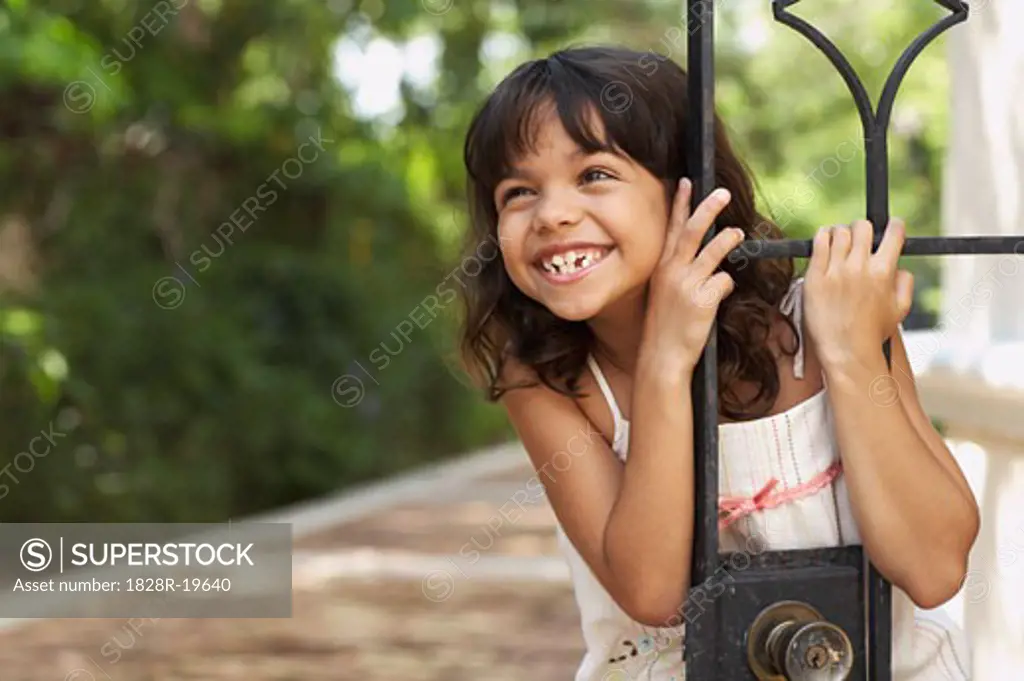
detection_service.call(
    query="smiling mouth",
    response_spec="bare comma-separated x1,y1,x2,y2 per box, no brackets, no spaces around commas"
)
536,246,613,278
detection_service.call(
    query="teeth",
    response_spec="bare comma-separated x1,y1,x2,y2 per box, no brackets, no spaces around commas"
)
541,248,606,275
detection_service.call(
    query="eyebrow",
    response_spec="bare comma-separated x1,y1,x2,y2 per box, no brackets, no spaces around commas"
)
502,147,620,181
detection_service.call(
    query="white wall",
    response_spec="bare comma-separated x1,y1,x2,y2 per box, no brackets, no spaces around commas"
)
926,1,1024,677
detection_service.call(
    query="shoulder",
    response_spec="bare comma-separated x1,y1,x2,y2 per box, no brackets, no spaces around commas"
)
496,356,573,427
498,354,618,454
493,357,645,622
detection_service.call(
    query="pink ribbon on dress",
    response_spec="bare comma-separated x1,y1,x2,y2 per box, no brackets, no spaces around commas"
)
717,461,844,530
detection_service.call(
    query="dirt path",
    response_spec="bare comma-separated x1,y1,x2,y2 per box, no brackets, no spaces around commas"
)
0,456,586,681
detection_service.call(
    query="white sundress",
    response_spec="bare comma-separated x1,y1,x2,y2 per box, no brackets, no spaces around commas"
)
554,277,972,681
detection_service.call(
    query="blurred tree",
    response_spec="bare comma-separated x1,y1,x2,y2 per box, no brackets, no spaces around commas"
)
0,0,955,522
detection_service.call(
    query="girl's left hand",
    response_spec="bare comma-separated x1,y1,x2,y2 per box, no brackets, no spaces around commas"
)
803,219,914,370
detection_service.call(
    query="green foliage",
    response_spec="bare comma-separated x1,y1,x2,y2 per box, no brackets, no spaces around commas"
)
0,0,512,522
0,0,954,521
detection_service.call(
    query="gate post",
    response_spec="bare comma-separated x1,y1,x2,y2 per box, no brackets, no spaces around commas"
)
678,2,1016,679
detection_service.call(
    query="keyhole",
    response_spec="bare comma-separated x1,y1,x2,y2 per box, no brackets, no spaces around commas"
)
805,644,829,669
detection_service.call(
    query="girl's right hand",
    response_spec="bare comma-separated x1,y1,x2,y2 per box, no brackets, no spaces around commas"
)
640,179,745,374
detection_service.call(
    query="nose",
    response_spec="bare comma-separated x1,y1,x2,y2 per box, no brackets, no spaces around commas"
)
533,188,584,233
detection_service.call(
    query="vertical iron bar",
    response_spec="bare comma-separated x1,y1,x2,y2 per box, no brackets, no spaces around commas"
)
769,4,973,677
865,121,889,234
684,0,719,676
865,117,893,681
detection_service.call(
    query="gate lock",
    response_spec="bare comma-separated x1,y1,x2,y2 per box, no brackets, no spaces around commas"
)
747,601,854,681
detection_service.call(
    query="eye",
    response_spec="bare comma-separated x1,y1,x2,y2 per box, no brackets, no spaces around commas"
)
499,185,533,207
581,167,615,184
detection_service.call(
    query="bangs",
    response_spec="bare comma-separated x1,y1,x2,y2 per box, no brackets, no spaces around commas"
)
464,51,675,204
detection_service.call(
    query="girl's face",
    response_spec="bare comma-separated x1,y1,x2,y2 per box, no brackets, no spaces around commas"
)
494,107,670,322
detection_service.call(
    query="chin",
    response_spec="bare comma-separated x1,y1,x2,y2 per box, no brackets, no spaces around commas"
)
547,307,599,322
541,295,608,322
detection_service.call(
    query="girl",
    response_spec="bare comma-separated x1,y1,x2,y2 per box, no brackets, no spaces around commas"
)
456,45,978,681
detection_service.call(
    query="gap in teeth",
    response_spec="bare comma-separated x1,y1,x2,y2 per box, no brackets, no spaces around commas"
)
544,248,605,274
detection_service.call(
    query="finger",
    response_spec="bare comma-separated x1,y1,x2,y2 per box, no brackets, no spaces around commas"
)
660,179,692,265
690,270,736,310
827,224,852,272
675,187,732,264
895,269,914,321
807,225,831,277
874,217,906,271
692,226,745,276
850,219,873,263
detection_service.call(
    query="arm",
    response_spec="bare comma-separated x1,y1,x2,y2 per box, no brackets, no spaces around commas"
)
500,356,695,626
499,180,740,625
823,326,980,609
495,179,737,622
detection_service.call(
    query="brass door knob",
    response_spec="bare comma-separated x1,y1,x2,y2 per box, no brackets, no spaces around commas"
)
783,620,853,680
747,601,854,681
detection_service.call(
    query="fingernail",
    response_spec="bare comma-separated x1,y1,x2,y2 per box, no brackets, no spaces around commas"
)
679,178,691,191
713,188,730,202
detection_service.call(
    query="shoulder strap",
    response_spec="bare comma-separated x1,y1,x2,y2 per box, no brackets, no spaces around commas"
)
779,277,806,379
586,354,625,425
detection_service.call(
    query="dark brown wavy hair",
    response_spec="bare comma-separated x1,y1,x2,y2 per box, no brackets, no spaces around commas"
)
456,45,797,421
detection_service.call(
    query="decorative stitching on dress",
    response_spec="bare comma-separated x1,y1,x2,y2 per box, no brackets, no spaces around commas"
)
608,639,640,663
916,624,962,680
916,618,970,680
718,461,844,530
786,413,803,485
771,420,788,487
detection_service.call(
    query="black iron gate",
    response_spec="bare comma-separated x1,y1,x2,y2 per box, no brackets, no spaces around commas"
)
683,1,1022,679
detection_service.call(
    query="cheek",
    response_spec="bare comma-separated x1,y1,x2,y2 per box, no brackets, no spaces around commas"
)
614,209,668,269
642,203,671,261
496,219,533,282
496,219,525,260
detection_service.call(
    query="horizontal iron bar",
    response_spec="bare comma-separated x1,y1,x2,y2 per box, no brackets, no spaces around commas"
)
731,235,1024,259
